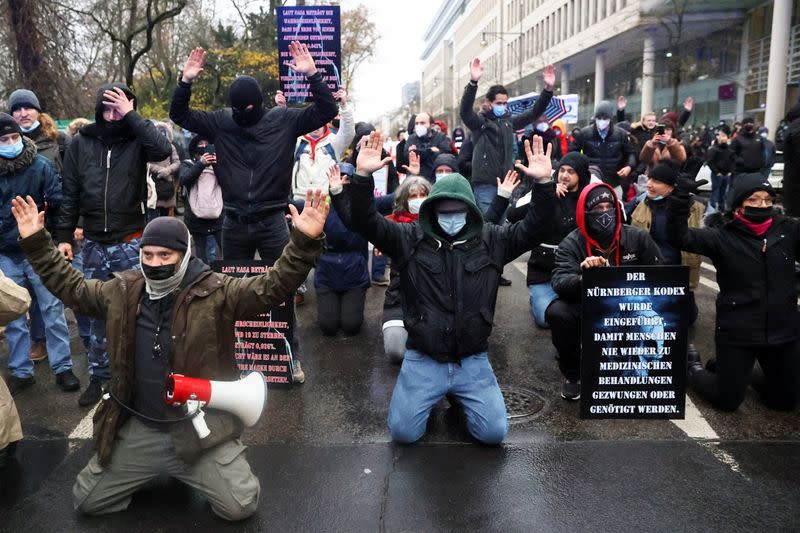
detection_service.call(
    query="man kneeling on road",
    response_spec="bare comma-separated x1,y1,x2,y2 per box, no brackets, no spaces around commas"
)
348,132,555,444
11,190,328,521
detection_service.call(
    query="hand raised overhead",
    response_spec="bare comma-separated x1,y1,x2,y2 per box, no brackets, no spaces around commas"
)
181,47,206,83
356,131,392,175
287,189,329,238
514,136,553,181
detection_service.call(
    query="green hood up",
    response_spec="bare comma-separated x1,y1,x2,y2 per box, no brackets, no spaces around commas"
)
418,173,484,242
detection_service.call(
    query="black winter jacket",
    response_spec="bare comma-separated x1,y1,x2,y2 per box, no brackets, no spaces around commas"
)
460,83,553,186
668,198,800,346
782,115,800,217
170,72,337,217
568,125,636,187
730,132,766,174
57,112,173,244
551,226,663,301
349,173,554,361
706,143,735,176
404,130,452,179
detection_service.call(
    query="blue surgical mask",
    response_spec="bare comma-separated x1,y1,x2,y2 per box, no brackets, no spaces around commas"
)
0,139,24,159
595,118,611,131
408,198,424,214
20,120,40,133
438,212,467,236
535,122,549,132
492,105,507,118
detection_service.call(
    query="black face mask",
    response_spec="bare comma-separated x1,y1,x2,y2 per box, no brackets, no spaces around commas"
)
142,264,176,281
232,106,264,128
741,206,773,224
101,119,130,138
585,210,616,246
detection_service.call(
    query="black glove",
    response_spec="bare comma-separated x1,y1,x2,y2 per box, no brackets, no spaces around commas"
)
675,175,707,196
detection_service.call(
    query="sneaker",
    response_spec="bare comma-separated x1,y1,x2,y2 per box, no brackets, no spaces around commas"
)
78,376,104,407
291,360,305,384
499,276,512,286
29,341,47,363
687,344,703,377
55,369,80,392
561,379,580,401
7,375,35,396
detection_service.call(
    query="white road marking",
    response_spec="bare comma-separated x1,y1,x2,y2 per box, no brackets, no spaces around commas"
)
698,277,720,291
700,262,716,272
68,404,98,440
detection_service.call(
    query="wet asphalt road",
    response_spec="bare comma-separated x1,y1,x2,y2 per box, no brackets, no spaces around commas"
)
1,256,798,532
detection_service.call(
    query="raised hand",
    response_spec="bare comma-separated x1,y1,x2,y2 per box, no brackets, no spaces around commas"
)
469,58,484,82
333,88,347,106
103,87,134,117
543,64,556,91
356,131,392,175
181,47,206,83
327,164,349,190
288,41,318,76
11,196,44,240
401,149,421,176
515,137,553,181
274,90,287,107
683,95,693,112
496,170,520,196
617,95,627,110
288,189,329,238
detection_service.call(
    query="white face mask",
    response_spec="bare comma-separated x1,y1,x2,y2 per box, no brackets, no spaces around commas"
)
596,119,611,131
414,125,428,138
535,122,549,132
408,198,424,214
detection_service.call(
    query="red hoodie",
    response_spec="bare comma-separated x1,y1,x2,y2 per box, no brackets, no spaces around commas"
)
575,182,623,265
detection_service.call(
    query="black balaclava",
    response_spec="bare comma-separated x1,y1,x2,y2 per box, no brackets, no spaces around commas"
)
229,76,265,127
583,186,617,248
95,83,137,138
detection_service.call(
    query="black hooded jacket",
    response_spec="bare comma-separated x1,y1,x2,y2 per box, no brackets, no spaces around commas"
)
57,83,173,244
668,195,800,346
551,182,663,301
568,124,636,187
730,129,766,174
169,72,337,217
506,152,592,285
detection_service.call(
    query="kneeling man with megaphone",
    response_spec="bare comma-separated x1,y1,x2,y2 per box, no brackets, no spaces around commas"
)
10,189,328,521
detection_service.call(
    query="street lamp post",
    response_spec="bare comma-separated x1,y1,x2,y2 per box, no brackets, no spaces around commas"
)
481,31,524,89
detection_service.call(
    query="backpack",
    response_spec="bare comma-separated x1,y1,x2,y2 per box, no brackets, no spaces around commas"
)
154,177,174,201
188,167,223,219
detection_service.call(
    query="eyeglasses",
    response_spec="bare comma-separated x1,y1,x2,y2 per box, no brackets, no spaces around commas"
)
743,197,773,207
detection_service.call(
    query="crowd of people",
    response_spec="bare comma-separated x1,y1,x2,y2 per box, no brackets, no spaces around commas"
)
0,41,798,521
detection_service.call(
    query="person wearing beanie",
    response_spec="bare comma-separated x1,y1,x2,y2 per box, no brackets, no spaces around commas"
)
8,88,66,172
56,81,173,407
568,100,636,193
638,119,686,173
10,184,328,521
730,116,766,174
706,125,736,211
506,151,592,329
178,135,222,264
0,113,79,396
628,158,705,333
170,42,336,266
667,172,800,412
548,181,663,401
460,59,555,214
347,132,556,444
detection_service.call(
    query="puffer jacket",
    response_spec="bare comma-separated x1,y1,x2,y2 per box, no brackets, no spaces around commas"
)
349,171,554,361
57,83,173,244
20,226,323,466
460,82,553,186
667,195,800,346
568,124,636,187
731,132,766,174
0,138,62,254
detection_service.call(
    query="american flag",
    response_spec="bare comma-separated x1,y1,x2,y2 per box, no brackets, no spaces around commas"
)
507,94,568,122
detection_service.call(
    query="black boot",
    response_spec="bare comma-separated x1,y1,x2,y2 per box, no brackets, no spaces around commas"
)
78,376,104,407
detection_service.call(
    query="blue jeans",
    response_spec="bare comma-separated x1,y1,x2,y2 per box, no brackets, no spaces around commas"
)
82,238,141,380
528,282,559,328
472,183,497,215
387,350,508,444
710,174,730,210
0,253,72,378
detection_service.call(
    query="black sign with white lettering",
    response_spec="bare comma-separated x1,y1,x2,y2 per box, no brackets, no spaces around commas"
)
212,260,295,389
580,266,689,419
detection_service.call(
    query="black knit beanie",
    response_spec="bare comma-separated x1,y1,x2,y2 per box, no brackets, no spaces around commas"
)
141,217,189,252
649,159,681,186
0,113,22,137
557,152,590,186
727,173,775,210
585,186,616,211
